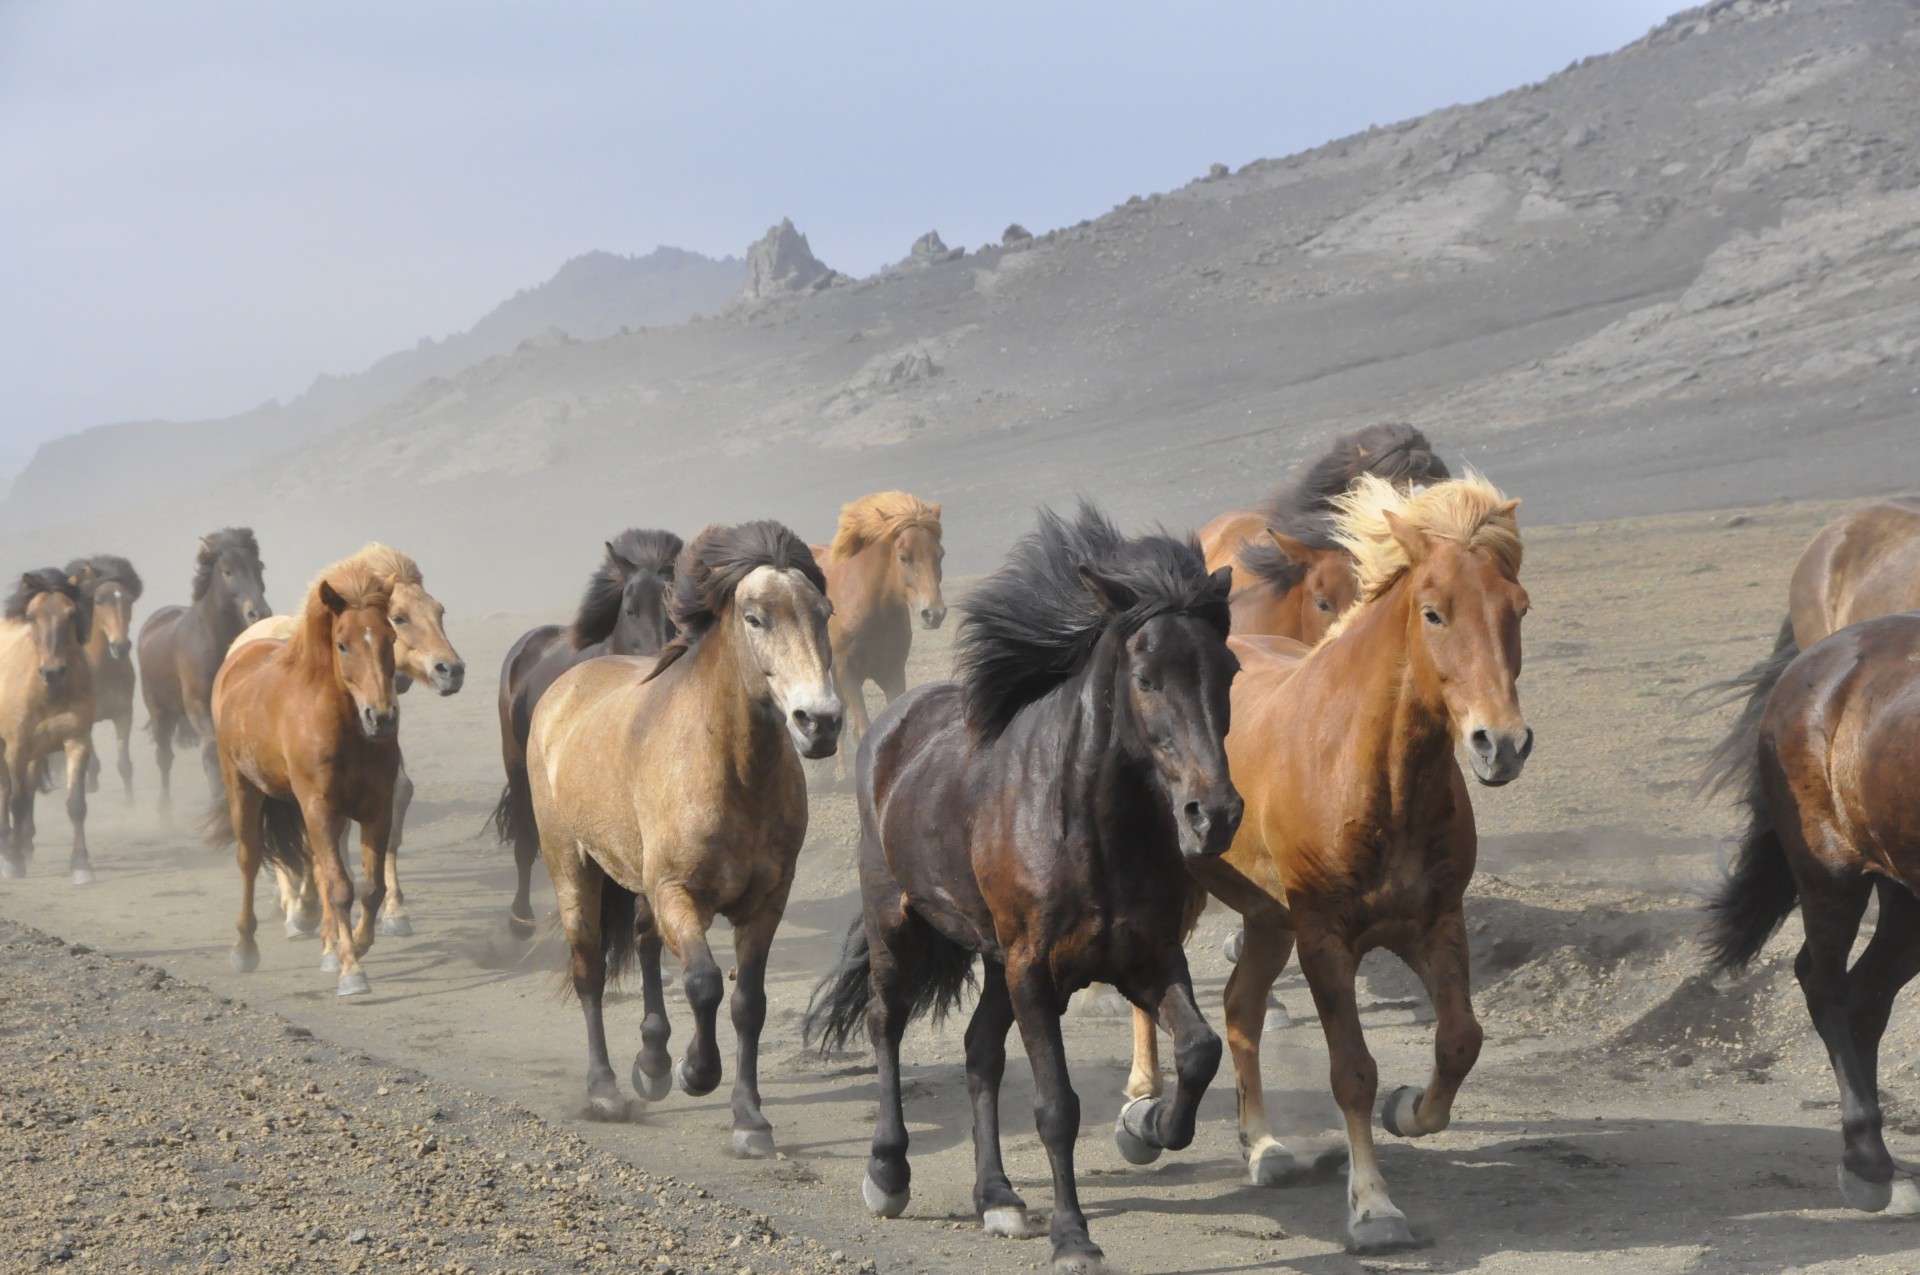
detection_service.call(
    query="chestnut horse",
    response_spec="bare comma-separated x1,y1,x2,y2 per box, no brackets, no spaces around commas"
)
230,544,465,939
206,559,399,996
1200,423,1449,644
810,491,945,771
137,528,269,816
805,504,1241,1274
1699,495,1920,798
1128,473,1528,1253
529,522,838,1149
65,555,142,797
1705,610,1920,1216
492,528,681,936
0,570,97,883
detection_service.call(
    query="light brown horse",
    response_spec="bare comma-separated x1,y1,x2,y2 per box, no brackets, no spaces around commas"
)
228,544,464,939
207,559,400,996
65,555,142,797
0,570,97,884
529,521,840,1150
1128,473,1529,1252
810,492,944,769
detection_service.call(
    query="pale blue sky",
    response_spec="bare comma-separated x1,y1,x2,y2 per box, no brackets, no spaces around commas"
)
0,0,1681,477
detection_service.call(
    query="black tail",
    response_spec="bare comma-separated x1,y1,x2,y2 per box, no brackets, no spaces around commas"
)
602,877,639,984
486,774,538,850
198,794,309,875
1701,738,1800,974
1694,614,1798,801
802,916,978,1054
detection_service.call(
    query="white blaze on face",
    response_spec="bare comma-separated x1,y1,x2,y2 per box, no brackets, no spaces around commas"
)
735,565,840,750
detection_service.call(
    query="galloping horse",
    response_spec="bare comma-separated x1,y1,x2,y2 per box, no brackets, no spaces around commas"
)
229,544,464,939
806,504,1241,1274
65,555,142,797
0,570,97,883
810,491,945,769
1200,423,1449,644
1128,473,1529,1252
1705,610,1920,1216
529,522,838,1148
206,559,399,996
137,528,269,816
493,528,681,936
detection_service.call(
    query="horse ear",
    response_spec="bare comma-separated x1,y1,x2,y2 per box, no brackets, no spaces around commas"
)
1381,509,1433,565
1208,565,1234,599
1265,529,1313,565
930,502,942,519
1494,497,1522,519
1077,564,1137,614
318,580,348,615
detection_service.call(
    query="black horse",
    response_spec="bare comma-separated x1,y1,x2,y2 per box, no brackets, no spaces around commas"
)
490,529,681,936
806,502,1241,1274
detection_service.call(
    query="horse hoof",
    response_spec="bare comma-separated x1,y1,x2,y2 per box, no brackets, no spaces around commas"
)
861,1173,909,1219
229,946,260,974
1347,1207,1416,1254
0,857,22,880
982,1207,1046,1239
586,1093,630,1122
731,1129,776,1159
319,950,341,974
1223,930,1244,964
1839,1164,1895,1213
284,916,316,940
507,911,536,940
1246,1137,1302,1187
379,915,413,938
70,867,95,886
632,1058,673,1102
1886,1177,1920,1217
1052,1249,1104,1275
1381,1085,1427,1139
337,972,372,997
673,1056,717,1099
1113,1096,1162,1165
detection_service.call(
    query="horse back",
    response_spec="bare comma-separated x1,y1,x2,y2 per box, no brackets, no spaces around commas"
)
1791,499,1920,648
1198,510,1266,574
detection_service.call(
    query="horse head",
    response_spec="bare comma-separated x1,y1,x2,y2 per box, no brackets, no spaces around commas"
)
13,570,91,689
388,578,463,696
613,549,676,657
319,578,398,739
734,564,842,759
892,520,947,631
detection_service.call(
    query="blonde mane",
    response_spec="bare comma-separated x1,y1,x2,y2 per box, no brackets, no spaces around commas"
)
827,491,942,562
342,542,423,589
287,558,392,678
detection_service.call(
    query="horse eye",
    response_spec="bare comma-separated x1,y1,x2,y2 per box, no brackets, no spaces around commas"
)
744,613,764,629
392,614,408,626
336,641,348,653
1423,607,1443,626
898,553,910,564
1133,674,1156,692
1315,597,1332,614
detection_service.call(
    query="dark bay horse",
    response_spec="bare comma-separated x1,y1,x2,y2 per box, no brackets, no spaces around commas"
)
0,570,97,883
529,522,838,1152
1705,610,1920,1216
137,528,268,816
805,504,1240,1274
492,529,681,936
66,555,142,797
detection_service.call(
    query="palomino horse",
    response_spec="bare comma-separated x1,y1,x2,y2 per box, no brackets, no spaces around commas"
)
1200,423,1449,644
493,528,681,936
805,504,1241,1274
137,528,269,816
809,491,945,770
206,559,400,996
229,544,464,939
1705,610,1920,1216
529,522,838,1149
1699,495,1920,798
65,555,142,797
0,570,97,883
1128,473,1529,1252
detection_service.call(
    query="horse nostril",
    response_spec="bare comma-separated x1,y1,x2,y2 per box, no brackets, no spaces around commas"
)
1517,728,1535,761
1469,728,1493,756
1183,800,1209,836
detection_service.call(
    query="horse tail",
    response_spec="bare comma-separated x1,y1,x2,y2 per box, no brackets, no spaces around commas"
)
198,799,234,849
1694,614,1798,801
256,798,310,875
600,876,639,985
1702,740,1800,974
486,774,538,851
803,916,978,1054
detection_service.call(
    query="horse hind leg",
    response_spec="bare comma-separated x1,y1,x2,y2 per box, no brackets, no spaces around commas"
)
63,737,94,884
1005,954,1104,1273
1381,907,1483,1142
114,711,134,800
1224,916,1330,1187
0,753,19,879
630,895,674,1102
966,959,1043,1236
860,904,923,1219
151,711,175,821
228,784,266,974
378,764,414,937
1838,881,1920,1214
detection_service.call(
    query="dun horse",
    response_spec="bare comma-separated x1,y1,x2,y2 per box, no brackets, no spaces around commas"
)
66,555,142,797
0,570,97,883
493,529,681,936
1128,473,1528,1252
1704,608,1920,1216
528,522,838,1150
206,560,399,996
137,528,269,816
230,544,464,939
811,492,945,770
805,504,1241,1275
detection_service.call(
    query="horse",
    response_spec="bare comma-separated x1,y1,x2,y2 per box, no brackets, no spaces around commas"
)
205,558,400,996
1704,609,1920,1216
1126,473,1528,1253
492,529,681,937
1698,495,1920,799
529,521,838,1150
804,503,1242,1275
136,528,269,816
1200,423,1450,645
0,570,97,884
228,544,465,939
64,555,142,798
809,491,945,771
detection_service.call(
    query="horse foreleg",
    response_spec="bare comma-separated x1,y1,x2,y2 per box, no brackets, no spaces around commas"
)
966,959,1040,1236
725,891,788,1158
152,712,175,821
113,710,134,800
630,895,673,1101
831,665,870,782
550,845,623,1118
62,737,94,884
82,728,100,794
378,763,414,937
1383,907,1482,1141
653,884,723,1098
349,808,392,960
505,762,540,938
228,783,266,973
186,703,224,804
7,754,37,866
859,904,919,1219
1114,961,1221,1168
0,750,19,879
1125,1004,1162,1102
1006,954,1102,1271
304,800,363,995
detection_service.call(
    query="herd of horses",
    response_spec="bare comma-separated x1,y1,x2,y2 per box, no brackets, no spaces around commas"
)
2,424,1918,1267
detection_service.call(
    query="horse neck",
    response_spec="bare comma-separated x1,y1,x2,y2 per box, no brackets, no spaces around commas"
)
285,604,342,694
1035,634,1169,862
846,540,908,617
189,585,244,647
686,616,785,779
82,607,111,661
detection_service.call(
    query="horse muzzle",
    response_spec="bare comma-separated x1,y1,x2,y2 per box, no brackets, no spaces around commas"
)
38,665,67,688
430,659,466,696
919,605,947,631
359,705,400,739
788,702,844,760
1177,788,1244,860
108,640,132,661
1466,724,1533,787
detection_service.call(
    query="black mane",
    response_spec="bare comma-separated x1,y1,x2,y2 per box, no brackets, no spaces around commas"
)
6,566,91,640
191,527,263,602
1255,423,1449,533
568,528,685,650
1236,535,1311,594
65,554,143,601
644,520,825,681
958,502,1229,742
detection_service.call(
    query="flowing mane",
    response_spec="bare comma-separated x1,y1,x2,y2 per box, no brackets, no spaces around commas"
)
1256,423,1450,534
1326,471,1522,627
827,491,942,562
569,529,684,649
65,554,144,601
645,521,823,681
191,527,264,601
287,559,391,680
958,502,1230,742
342,543,422,589
5,567,91,639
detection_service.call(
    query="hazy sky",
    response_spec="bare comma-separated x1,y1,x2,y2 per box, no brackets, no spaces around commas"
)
0,0,1681,479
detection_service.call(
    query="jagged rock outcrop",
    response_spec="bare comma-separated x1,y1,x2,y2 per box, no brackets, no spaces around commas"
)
1001,223,1032,246
741,219,837,299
